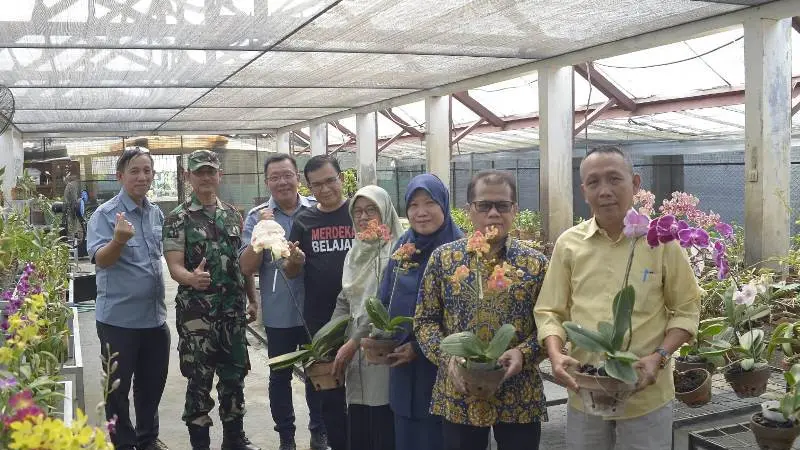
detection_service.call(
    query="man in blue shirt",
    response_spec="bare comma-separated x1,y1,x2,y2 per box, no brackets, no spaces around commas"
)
239,153,324,450
86,147,170,450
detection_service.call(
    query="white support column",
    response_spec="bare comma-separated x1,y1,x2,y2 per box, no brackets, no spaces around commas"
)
425,96,451,191
275,131,290,154
538,66,574,243
356,112,378,187
744,17,793,267
310,123,328,156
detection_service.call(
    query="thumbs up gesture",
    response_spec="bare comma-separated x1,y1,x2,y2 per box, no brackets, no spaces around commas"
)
190,257,212,291
113,212,135,244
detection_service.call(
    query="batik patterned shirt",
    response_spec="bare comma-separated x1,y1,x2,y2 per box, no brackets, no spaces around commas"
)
414,237,549,427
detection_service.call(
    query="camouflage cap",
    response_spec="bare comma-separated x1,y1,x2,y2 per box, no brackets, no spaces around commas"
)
187,150,220,171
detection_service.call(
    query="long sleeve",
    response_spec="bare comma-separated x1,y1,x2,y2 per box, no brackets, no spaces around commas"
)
413,250,447,368
533,236,572,345
662,242,704,337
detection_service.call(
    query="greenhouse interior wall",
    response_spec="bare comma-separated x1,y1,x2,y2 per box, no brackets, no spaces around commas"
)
23,136,800,235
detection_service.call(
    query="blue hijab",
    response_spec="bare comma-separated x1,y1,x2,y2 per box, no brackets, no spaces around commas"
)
378,173,463,316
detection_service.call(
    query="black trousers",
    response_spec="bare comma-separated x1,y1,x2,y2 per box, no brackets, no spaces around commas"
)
347,404,395,450
442,420,542,450
97,321,170,450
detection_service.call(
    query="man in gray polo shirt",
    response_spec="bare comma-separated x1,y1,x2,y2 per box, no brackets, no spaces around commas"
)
239,153,324,450
87,147,170,450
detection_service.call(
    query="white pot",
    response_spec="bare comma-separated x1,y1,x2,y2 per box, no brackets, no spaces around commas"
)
762,401,787,423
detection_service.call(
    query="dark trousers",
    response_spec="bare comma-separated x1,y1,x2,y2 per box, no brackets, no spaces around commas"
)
97,321,170,450
442,420,542,450
348,404,395,450
266,326,324,439
305,382,348,450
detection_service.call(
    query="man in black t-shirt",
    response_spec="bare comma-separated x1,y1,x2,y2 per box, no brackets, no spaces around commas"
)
285,155,353,450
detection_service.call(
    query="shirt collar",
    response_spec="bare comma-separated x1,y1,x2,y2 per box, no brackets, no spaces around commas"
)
119,188,150,212
267,194,312,214
188,193,223,212
583,217,601,240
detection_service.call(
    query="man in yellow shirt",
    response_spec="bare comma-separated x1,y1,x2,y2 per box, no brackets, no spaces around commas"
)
534,146,703,450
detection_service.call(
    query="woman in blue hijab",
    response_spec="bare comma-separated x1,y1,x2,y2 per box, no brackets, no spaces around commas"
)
372,173,463,450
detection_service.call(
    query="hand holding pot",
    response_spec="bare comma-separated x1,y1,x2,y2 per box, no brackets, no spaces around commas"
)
633,353,661,391
387,342,416,367
332,339,358,376
550,352,580,392
447,357,468,394
499,348,524,380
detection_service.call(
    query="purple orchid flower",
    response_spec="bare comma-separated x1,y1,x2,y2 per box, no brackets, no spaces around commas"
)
623,209,650,238
714,222,734,239
0,376,17,391
653,215,689,244
678,227,710,248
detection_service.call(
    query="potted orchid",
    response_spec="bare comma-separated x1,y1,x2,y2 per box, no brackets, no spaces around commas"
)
750,364,800,450
439,227,522,399
253,219,350,390
363,239,418,365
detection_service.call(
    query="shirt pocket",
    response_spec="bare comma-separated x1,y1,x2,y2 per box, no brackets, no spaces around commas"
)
152,226,164,257
629,259,663,312
125,239,143,262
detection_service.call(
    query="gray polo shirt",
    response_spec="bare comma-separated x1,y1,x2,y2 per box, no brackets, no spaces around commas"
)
240,195,315,329
87,189,166,328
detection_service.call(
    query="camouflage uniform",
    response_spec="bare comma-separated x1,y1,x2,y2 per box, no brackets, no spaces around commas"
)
163,150,251,428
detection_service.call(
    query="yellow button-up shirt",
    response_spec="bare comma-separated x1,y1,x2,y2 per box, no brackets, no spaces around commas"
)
534,218,703,419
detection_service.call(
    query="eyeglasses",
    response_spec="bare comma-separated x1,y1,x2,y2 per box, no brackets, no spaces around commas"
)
471,200,515,213
352,206,380,218
267,173,297,183
309,176,340,190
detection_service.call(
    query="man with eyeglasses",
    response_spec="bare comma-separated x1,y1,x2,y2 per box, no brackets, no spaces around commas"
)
239,153,325,450
284,155,354,450
414,169,549,450
87,146,170,450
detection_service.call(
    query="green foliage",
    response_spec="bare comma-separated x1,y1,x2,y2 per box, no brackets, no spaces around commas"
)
298,183,311,197
342,168,358,197
13,171,38,200
564,285,640,384
678,318,731,367
450,207,473,234
440,324,516,367
267,315,349,370
365,296,413,336
513,209,541,235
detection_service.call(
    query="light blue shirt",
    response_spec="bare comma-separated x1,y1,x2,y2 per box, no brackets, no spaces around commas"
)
87,189,166,328
240,195,316,329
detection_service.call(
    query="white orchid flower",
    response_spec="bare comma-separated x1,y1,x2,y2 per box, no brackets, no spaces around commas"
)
251,219,290,260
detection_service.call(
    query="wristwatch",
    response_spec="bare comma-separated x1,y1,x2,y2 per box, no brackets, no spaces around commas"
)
654,347,670,369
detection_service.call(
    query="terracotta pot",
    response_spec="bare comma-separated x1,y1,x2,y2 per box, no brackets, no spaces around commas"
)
573,371,637,417
674,368,712,408
305,361,342,391
363,338,398,365
674,357,715,374
455,362,506,400
724,365,771,398
750,412,800,450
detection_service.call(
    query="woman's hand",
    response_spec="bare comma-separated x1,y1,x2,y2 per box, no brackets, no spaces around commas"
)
387,342,417,367
332,339,359,376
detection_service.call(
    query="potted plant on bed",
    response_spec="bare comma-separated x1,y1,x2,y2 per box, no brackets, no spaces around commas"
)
750,364,800,450
675,317,730,373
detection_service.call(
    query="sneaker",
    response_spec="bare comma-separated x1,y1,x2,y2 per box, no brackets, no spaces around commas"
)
141,439,170,450
310,430,328,450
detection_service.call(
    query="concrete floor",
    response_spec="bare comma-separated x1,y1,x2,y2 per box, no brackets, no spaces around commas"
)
75,258,735,450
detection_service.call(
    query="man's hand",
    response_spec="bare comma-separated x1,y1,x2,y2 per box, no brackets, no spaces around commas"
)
190,258,212,291
633,353,662,391
259,208,274,222
287,241,305,265
332,339,358,376
386,342,416,367
246,300,258,323
447,357,468,394
498,348,524,380
113,212,135,244
550,352,581,392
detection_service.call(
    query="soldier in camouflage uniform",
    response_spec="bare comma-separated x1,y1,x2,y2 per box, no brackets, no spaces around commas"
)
163,150,260,450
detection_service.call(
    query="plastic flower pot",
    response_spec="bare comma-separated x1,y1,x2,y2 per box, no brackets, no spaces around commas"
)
305,361,342,391
674,368,712,407
362,338,399,365
455,361,506,400
573,371,637,417
724,365,771,398
750,412,800,450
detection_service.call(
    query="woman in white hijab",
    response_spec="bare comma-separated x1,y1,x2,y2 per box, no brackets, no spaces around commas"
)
330,184,404,450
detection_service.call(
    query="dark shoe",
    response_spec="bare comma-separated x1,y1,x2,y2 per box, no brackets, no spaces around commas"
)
278,437,297,450
140,439,170,450
221,419,260,450
188,424,211,450
310,430,328,450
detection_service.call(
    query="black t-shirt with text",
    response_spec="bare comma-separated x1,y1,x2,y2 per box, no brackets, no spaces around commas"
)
289,200,354,333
